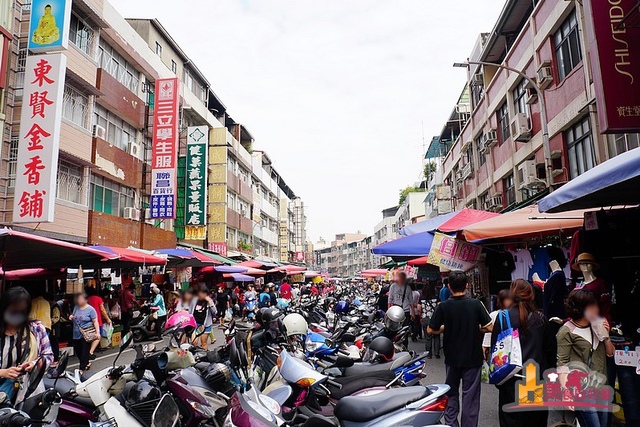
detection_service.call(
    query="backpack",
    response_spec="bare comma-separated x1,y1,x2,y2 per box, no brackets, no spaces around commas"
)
259,292,271,308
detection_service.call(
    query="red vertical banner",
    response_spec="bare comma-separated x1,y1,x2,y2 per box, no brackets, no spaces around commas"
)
150,78,180,219
584,0,640,133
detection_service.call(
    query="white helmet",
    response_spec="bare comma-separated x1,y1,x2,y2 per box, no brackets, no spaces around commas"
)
384,306,406,332
282,313,308,337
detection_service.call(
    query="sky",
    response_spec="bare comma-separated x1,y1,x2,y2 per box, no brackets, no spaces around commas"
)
110,0,505,242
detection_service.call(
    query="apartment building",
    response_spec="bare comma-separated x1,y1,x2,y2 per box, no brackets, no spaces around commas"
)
440,0,640,212
0,0,307,253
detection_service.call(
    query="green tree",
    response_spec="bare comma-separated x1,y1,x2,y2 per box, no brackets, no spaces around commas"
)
424,161,437,182
399,186,421,205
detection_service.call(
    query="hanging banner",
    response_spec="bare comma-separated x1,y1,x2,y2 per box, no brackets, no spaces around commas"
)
208,242,228,257
583,0,640,133
185,126,208,226
427,232,481,271
14,53,67,223
150,78,179,219
28,0,72,52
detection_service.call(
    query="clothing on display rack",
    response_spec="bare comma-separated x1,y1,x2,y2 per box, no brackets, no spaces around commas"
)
529,247,551,281
543,270,568,320
486,251,515,294
509,249,533,281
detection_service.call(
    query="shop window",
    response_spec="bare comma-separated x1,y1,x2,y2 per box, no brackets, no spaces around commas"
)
69,13,95,55
57,160,85,205
497,101,510,144
513,78,529,117
555,11,582,81
608,133,639,157
90,175,135,217
566,117,595,179
62,84,90,129
503,173,516,207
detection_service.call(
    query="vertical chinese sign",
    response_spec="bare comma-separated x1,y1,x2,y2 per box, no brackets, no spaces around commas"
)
150,78,180,219
207,128,228,256
583,0,640,132
185,126,208,241
13,54,67,223
427,232,481,271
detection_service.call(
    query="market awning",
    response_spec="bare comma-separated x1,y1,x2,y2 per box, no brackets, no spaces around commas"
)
155,248,219,267
398,211,458,236
200,265,247,274
372,231,435,257
407,256,429,266
223,273,255,282
539,147,640,213
0,229,115,270
239,259,279,270
461,204,586,242
91,246,167,266
304,271,321,278
438,208,501,233
0,268,67,280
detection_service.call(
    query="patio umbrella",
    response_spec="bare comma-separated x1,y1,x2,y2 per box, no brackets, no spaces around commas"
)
213,265,247,274
407,256,429,266
461,204,587,242
399,211,458,236
91,246,167,266
155,248,219,267
0,229,115,270
372,231,435,257
539,147,640,213
223,273,255,282
0,268,66,280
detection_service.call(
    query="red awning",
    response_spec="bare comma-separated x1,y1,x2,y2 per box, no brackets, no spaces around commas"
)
438,208,501,233
0,229,115,271
0,268,67,280
91,246,167,266
407,256,429,266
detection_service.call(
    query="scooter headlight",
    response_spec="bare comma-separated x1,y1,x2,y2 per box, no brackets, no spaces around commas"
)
187,399,216,418
305,336,323,353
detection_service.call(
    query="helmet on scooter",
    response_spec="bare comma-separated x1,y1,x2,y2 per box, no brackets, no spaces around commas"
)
384,306,405,333
165,311,197,336
127,379,161,404
366,336,395,363
335,301,350,315
282,313,308,337
256,307,282,325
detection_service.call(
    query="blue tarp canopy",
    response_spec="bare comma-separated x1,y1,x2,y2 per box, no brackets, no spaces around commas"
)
372,231,435,257
539,147,640,213
399,211,457,236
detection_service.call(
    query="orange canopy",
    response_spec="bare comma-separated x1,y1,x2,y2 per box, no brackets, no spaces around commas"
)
461,204,586,242
407,256,429,266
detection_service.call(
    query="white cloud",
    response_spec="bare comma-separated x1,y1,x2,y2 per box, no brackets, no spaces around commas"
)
109,0,504,241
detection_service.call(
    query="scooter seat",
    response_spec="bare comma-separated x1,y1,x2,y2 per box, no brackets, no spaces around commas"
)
43,376,95,408
342,351,412,377
328,370,395,400
334,386,430,422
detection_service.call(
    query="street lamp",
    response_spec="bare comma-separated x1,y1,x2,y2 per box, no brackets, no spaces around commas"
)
453,61,552,190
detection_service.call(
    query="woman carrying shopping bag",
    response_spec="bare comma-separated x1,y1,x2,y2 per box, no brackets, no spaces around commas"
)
69,292,99,373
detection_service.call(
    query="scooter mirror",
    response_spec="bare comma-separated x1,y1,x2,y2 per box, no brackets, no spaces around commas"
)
55,352,69,377
121,332,134,350
25,357,46,399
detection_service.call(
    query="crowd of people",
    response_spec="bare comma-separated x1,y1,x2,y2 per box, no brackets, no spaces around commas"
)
381,266,617,427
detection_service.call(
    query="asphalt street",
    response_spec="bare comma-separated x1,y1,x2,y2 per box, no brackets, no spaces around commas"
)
69,326,500,426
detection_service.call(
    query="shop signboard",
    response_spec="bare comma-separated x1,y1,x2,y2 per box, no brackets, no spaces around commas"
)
185,126,208,226
185,226,206,241
427,232,481,271
583,0,640,133
295,251,305,262
209,242,228,257
28,0,72,52
150,78,179,219
13,53,67,223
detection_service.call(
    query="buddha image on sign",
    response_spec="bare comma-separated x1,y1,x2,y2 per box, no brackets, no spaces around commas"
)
31,4,61,45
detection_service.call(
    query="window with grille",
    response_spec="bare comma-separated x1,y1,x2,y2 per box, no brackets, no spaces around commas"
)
6,136,18,188
513,79,529,116
96,39,140,93
93,104,137,151
497,101,510,144
90,174,135,217
504,173,516,206
555,11,582,81
566,117,595,179
62,84,89,128
608,133,639,157
69,13,95,55
57,160,85,205
476,136,486,166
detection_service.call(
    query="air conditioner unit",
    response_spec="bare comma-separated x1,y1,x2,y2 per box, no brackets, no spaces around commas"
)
485,195,503,211
525,87,538,105
128,141,142,160
144,208,154,224
511,113,532,142
483,129,498,148
123,207,140,221
92,125,106,140
461,162,474,180
461,139,472,151
518,160,538,189
472,73,484,86
240,207,247,217
537,62,553,89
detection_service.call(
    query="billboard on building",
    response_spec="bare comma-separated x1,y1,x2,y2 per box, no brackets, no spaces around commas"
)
584,0,640,132
208,242,227,257
28,0,72,52
185,126,208,229
13,54,67,223
150,78,180,219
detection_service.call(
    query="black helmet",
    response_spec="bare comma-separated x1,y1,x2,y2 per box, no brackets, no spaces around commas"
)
366,336,395,363
262,307,282,324
127,379,161,405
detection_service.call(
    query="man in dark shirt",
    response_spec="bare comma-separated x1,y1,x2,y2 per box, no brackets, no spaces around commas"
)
428,271,492,427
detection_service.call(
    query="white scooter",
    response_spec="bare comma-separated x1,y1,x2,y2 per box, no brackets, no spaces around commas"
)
72,332,180,427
